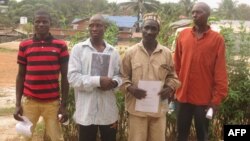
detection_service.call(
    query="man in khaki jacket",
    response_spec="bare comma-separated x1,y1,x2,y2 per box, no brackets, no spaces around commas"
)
120,15,180,141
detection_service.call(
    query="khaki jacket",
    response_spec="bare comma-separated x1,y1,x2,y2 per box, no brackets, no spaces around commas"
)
121,42,180,117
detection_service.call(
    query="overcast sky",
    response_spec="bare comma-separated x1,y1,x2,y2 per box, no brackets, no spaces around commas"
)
108,0,250,9
15,0,250,9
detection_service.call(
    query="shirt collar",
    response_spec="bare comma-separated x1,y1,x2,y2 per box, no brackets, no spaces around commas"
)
191,25,212,35
33,33,54,42
138,40,163,54
82,38,114,51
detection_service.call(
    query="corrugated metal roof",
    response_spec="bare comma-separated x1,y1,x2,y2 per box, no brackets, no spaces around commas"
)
71,18,89,24
71,18,82,24
104,16,137,28
71,16,137,28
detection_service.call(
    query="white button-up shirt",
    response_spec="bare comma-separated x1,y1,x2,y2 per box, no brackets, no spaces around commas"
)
67,38,122,125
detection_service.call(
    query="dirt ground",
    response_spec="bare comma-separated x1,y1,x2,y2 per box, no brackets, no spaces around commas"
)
0,42,47,141
0,42,20,141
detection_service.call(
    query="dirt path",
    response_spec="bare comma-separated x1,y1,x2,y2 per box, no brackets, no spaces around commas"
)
0,49,18,87
0,115,20,141
0,45,20,140
0,42,54,141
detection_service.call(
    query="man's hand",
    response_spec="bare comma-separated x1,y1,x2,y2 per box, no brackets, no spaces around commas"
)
13,105,24,121
99,76,117,91
158,85,174,100
58,105,68,123
127,85,146,99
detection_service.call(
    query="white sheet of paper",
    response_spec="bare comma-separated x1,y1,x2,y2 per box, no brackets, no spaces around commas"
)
15,116,33,137
135,80,162,113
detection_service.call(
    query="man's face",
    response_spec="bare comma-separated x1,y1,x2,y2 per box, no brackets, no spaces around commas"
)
88,19,105,40
34,15,50,36
142,20,159,41
191,4,208,26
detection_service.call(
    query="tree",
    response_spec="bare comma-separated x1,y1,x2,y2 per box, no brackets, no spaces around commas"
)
235,4,250,20
6,0,60,26
217,0,238,19
102,2,120,15
157,3,182,46
5,0,111,28
179,0,197,17
119,0,160,31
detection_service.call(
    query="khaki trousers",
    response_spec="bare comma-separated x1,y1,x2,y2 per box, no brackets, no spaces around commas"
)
21,97,64,141
128,114,166,141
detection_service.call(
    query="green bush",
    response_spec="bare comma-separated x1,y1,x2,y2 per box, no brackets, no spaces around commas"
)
212,25,250,139
115,90,127,141
62,88,78,141
104,22,119,45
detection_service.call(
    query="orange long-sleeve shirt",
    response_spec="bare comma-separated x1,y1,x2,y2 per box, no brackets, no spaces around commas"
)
174,27,228,106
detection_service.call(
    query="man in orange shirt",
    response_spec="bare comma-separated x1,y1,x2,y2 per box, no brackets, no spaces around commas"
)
174,2,228,141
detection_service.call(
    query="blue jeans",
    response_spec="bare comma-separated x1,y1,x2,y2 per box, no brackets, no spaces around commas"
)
78,123,117,141
176,102,209,141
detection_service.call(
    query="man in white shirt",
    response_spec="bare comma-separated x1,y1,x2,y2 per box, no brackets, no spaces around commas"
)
67,14,122,141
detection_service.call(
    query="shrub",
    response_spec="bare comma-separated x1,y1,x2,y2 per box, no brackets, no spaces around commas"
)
212,25,250,139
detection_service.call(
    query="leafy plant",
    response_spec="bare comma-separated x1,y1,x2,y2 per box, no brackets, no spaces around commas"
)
62,88,78,141
68,31,89,50
211,24,250,139
104,22,119,45
115,90,127,141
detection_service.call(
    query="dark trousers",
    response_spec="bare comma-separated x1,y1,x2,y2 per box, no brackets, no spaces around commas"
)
78,123,117,141
176,102,209,141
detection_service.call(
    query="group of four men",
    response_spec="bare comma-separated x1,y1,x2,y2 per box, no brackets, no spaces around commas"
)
13,2,228,141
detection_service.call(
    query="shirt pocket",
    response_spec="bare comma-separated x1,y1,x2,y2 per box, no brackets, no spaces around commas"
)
132,63,143,82
158,64,170,81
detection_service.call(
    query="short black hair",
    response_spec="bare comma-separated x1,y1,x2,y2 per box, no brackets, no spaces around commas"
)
33,9,51,21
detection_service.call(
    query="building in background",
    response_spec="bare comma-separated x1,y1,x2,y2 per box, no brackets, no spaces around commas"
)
71,15,138,40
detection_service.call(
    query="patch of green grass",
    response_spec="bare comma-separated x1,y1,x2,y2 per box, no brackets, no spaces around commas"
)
33,119,52,140
0,107,15,116
0,47,16,52
34,121,45,135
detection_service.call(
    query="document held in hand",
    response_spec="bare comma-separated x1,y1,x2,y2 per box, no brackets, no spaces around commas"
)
135,80,162,113
15,116,33,137
90,52,113,77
